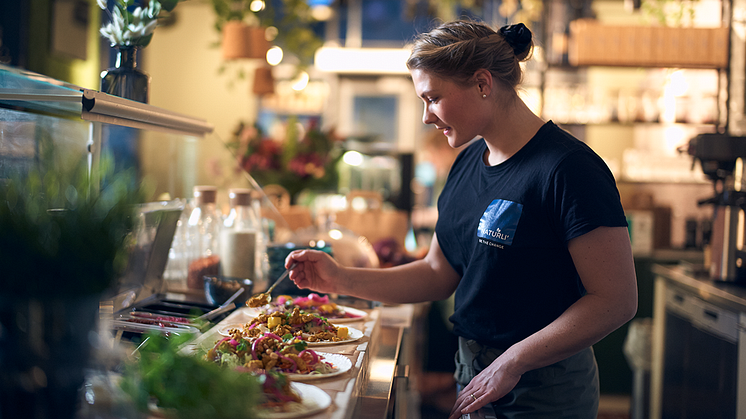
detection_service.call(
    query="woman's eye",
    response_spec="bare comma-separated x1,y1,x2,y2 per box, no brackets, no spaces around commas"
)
427,97,437,103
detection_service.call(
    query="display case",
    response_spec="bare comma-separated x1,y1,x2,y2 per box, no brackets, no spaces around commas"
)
0,64,213,199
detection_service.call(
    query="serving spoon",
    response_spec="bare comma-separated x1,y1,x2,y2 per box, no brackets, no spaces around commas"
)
247,263,297,308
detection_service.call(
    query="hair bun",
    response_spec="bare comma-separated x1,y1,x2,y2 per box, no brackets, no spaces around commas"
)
498,23,532,56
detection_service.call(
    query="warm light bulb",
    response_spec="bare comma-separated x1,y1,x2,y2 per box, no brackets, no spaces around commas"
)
311,5,334,21
266,46,283,66
291,71,309,91
342,151,364,166
249,0,265,12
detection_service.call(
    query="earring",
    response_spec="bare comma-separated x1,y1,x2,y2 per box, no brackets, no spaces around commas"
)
482,94,487,98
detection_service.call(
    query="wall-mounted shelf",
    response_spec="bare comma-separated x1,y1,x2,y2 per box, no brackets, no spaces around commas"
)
0,65,214,137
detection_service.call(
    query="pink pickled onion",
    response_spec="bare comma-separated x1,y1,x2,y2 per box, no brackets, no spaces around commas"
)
213,337,231,351
276,353,298,372
299,349,319,365
270,387,297,402
251,336,265,359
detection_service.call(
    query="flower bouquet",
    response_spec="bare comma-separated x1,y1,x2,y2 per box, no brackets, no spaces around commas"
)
98,0,182,48
229,117,344,202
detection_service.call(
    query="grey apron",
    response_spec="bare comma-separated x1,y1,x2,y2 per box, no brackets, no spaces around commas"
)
454,337,599,419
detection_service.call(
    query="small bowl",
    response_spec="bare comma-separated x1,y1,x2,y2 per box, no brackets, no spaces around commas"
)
204,276,253,306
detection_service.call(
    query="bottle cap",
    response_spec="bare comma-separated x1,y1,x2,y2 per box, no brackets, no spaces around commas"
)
193,185,217,205
229,188,252,207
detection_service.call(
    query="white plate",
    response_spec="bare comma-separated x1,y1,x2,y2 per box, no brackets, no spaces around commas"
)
244,305,368,323
259,382,331,419
305,326,363,346
327,306,368,323
216,323,247,336
288,352,352,381
216,324,363,346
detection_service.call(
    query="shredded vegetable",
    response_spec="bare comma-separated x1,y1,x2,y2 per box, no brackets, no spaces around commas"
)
205,331,335,376
268,293,363,320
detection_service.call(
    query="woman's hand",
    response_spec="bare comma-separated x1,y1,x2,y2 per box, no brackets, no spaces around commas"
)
448,355,522,419
285,249,345,295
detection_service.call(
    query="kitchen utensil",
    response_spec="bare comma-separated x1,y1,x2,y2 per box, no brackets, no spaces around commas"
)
196,302,236,322
247,263,296,307
196,287,244,321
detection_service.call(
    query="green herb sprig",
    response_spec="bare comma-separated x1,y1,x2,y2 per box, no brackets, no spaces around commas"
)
120,332,262,419
0,155,148,297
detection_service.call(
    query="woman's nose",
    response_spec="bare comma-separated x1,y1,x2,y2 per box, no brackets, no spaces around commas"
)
422,106,436,125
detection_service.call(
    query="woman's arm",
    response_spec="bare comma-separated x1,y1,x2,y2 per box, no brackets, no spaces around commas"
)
286,232,461,304
450,226,638,418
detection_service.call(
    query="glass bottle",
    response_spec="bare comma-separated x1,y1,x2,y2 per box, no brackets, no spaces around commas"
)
221,188,268,292
186,186,221,290
163,198,192,290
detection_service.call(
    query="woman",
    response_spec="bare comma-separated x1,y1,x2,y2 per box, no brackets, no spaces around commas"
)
285,20,637,419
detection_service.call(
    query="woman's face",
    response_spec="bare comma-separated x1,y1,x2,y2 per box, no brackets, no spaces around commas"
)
411,69,488,148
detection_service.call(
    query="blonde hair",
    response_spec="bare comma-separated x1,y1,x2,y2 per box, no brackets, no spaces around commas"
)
406,20,533,91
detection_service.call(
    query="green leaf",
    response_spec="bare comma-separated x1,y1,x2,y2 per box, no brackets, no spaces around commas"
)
121,332,262,419
133,32,154,47
293,340,308,351
159,0,180,12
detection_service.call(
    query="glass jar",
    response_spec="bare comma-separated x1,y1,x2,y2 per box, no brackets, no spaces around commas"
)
221,188,268,292
186,186,221,290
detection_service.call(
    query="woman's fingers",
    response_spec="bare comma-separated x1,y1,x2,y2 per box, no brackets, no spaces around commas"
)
448,389,488,419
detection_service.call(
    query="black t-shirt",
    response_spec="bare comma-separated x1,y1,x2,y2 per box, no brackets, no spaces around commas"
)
435,121,627,349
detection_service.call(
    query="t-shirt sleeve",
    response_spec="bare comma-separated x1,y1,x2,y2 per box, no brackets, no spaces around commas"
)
549,149,628,242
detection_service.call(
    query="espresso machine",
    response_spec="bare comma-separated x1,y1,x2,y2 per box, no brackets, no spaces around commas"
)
687,133,746,283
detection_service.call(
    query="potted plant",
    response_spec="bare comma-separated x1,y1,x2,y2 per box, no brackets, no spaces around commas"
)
0,149,148,419
210,0,323,77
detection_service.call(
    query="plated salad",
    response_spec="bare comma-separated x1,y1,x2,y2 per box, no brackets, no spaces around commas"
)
258,293,364,321
255,371,303,413
245,306,349,343
205,330,335,376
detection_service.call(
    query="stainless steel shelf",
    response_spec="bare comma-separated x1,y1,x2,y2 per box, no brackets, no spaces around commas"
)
0,64,214,138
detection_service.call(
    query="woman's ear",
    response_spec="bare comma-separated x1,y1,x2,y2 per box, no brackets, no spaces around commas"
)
473,69,493,97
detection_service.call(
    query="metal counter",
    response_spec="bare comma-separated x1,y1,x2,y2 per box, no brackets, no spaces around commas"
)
650,263,746,419
651,263,746,313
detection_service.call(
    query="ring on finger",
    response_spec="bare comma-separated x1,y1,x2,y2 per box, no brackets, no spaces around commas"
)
470,393,477,401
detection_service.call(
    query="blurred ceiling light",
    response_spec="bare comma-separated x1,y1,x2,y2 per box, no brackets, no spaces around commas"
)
250,0,265,12
266,46,283,66
342,150,364,166
291,71,309,91
314,47,410,74
328,229,343,240
311,5,334,20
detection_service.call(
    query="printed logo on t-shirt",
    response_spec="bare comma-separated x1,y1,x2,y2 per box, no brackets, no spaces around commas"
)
477,199,522,248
